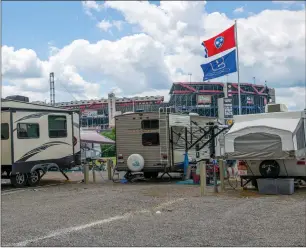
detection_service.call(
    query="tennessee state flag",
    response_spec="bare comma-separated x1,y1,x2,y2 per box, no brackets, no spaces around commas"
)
202,24,236,58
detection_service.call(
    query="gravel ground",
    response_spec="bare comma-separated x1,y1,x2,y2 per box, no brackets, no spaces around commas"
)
1,174,306,247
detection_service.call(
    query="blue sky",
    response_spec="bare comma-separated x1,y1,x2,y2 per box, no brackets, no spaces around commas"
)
2,1,305,109
3,0,302,60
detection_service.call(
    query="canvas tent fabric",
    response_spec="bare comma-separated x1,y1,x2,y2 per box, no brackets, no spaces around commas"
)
80,131,115,144
224,117,303,160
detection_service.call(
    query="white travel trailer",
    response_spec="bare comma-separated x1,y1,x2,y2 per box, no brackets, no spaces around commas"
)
115,109,217,178
224,109,306,187
1,99,81,187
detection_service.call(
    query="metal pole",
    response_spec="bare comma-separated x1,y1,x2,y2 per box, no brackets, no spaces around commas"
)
219,159,225,192
107,159,112,180
184,127,188,178
92,166,96,183
210,126,218,193
84,164,89,184
305,79,306,110
200,161,206,196
235,20,242,115
213,160,218,193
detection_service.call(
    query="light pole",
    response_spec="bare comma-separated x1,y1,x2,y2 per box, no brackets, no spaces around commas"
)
188,73,192,83
253,77,256,84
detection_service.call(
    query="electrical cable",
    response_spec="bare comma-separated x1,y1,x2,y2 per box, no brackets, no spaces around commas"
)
57,80,79,102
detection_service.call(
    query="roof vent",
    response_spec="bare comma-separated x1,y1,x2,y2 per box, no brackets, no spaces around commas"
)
5,95,29,102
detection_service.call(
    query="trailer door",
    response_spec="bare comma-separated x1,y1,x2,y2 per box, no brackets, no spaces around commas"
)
73,112,81,165
1,112,12,166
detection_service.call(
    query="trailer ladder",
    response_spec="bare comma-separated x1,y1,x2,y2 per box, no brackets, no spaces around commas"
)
158,107,172,169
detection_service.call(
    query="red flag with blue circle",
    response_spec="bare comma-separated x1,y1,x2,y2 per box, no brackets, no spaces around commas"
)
202,25,236,58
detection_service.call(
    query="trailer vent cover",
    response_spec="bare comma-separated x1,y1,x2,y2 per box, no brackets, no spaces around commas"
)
127,154,145,172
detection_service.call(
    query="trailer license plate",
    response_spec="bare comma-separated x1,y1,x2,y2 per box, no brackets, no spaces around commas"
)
238,170,248,176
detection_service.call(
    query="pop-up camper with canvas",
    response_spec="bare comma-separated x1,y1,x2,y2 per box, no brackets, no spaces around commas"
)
224,109,306,187
1,99,81,187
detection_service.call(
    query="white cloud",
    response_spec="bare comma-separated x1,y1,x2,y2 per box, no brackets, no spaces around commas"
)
82,1,103,16
234,7,244,14
2,44,101,101
96,20,124,32
97,20,112,32
272,1,297,4
272,1,305,10
113,20,124,31
2,1,305,111
129,89,170,101
275,86,306,110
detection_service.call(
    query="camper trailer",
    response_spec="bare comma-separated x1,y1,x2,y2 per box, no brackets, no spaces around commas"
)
115,109,217,178
224,109,306,187
1,99,81,187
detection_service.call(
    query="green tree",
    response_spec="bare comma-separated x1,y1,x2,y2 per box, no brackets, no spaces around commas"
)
100,128,116,157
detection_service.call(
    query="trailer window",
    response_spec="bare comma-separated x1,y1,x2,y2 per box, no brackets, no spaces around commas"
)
141,120,159,129
48,116,67,138
17,123,39,139
142,133,160,146
1,123,9,140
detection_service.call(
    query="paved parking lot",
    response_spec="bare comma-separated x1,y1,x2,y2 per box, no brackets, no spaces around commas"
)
1,173,306,247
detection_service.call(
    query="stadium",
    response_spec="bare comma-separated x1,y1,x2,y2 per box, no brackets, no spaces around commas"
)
53,81,275,130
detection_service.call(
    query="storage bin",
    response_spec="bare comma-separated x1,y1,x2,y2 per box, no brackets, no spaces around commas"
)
276,178,294,195
257,178,278,195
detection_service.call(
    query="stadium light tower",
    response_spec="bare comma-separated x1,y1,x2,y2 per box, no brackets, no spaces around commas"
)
50,72,55,105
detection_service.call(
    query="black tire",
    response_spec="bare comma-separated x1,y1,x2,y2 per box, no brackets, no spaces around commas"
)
10,173,28,188
27,170,41,187
259,160,280,177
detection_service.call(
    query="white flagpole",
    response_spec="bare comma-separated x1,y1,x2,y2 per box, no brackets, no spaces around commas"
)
235,20,242,115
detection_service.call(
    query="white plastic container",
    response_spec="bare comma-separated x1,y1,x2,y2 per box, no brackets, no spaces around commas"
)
257,178,278,195
276,178,294,195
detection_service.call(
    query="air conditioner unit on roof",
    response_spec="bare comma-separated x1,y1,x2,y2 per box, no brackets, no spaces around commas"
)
265,103,288,113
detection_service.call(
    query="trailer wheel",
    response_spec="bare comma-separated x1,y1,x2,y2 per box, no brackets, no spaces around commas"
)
259,160,280,177
26,170,41,187
10,173,28,188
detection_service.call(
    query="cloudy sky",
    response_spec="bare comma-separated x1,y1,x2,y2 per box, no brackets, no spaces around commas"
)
2,1,305,110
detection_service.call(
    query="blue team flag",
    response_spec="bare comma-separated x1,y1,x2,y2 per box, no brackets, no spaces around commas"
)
201,49,237,81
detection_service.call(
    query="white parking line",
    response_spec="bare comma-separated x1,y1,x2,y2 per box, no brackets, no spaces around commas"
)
5,198,185,247
1,189,26,195
1,182,66,195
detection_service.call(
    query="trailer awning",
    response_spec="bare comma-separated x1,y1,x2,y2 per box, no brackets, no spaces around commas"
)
80,131,115,145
